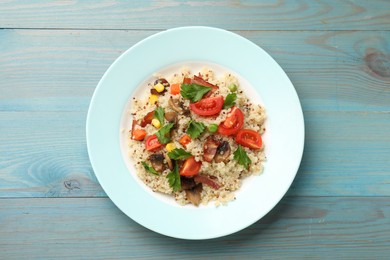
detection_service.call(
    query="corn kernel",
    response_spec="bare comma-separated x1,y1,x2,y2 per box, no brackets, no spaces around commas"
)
154,83,165,93
166,143,175,152
151,118,161,128
149,94,158,104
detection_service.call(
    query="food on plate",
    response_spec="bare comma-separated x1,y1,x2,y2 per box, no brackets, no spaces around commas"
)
127,67,266,206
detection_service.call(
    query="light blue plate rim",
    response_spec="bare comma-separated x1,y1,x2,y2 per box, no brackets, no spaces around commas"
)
86,26,305,240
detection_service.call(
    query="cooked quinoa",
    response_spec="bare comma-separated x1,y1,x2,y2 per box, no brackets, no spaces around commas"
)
127,67,266,206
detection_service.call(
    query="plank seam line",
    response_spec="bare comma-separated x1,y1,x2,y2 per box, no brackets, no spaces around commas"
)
0,28,390,32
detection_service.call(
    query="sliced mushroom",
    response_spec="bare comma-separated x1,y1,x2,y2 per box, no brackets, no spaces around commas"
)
164,111,178,124
149,154,165,173
203,136,220,162
185,183,203,206
164,153,173,171
182,109,191,116
214,141,231,163
168,98,183,113
180,176,196,190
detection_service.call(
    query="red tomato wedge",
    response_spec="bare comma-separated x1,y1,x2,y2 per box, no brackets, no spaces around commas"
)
145,135,163,152
189,96,224,116
193,75,218,98
235,129,263,150
179,157,202,177
217,107,244,136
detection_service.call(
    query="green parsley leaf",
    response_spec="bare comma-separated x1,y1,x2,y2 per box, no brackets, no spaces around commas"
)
154,107,165,125
168,148,192,160
155,123,174,144
187,120,206,139
141,161,159,175
233,145,252,170
223,93,237,109
167,163,181,192
180,84,212,102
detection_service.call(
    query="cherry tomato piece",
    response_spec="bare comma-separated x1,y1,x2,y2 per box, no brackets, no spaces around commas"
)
217,107,244,136
145,135,163,152
179,157,202,177
235,129,263,150
189,96,224,116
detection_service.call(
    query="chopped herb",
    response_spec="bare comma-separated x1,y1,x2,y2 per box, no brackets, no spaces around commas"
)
167,163,181,192
154,107,165,125
155,123,174,144
187,120,206,139
207,123,218,133
180,84,212,102
168,148,192,160
141,161,159,175
233,145,252,170
223,93,237,109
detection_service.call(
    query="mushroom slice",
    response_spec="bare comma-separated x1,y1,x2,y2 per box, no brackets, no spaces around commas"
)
185,183,203,206
214,141,231,163
164,111,178,124
168,98,183,114
148,154,165,173
203,136,220,162
180,176,196,190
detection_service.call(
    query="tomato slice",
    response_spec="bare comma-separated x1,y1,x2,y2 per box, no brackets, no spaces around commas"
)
145,135,163,152
235,129,263,150
189,96,224,116
217,107,244,136
179,157,202,176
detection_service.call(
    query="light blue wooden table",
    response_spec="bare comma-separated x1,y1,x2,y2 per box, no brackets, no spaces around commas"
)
1,1,389,259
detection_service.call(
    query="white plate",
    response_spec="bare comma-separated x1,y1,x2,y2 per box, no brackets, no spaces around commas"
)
86,26,304,240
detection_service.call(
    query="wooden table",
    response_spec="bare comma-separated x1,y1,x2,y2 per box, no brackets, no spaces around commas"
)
1,1,389,259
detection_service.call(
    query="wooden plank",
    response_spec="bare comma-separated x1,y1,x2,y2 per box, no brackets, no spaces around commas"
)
0,111,389,198
1,29,389,112
0,0,389,30
0,111,105,198
0,197,389,259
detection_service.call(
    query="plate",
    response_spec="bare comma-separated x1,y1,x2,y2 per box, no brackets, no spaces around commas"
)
86,26,304,240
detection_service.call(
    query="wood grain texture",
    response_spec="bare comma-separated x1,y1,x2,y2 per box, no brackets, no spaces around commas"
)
0,197,389,259
1,29,389,112
0,0,389,30
0,111,104,198
1,111,389,198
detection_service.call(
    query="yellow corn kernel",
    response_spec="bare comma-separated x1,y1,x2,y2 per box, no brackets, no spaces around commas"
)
154,83,165,93
151,118,161,128
166,143,175,152
149,94,158,104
